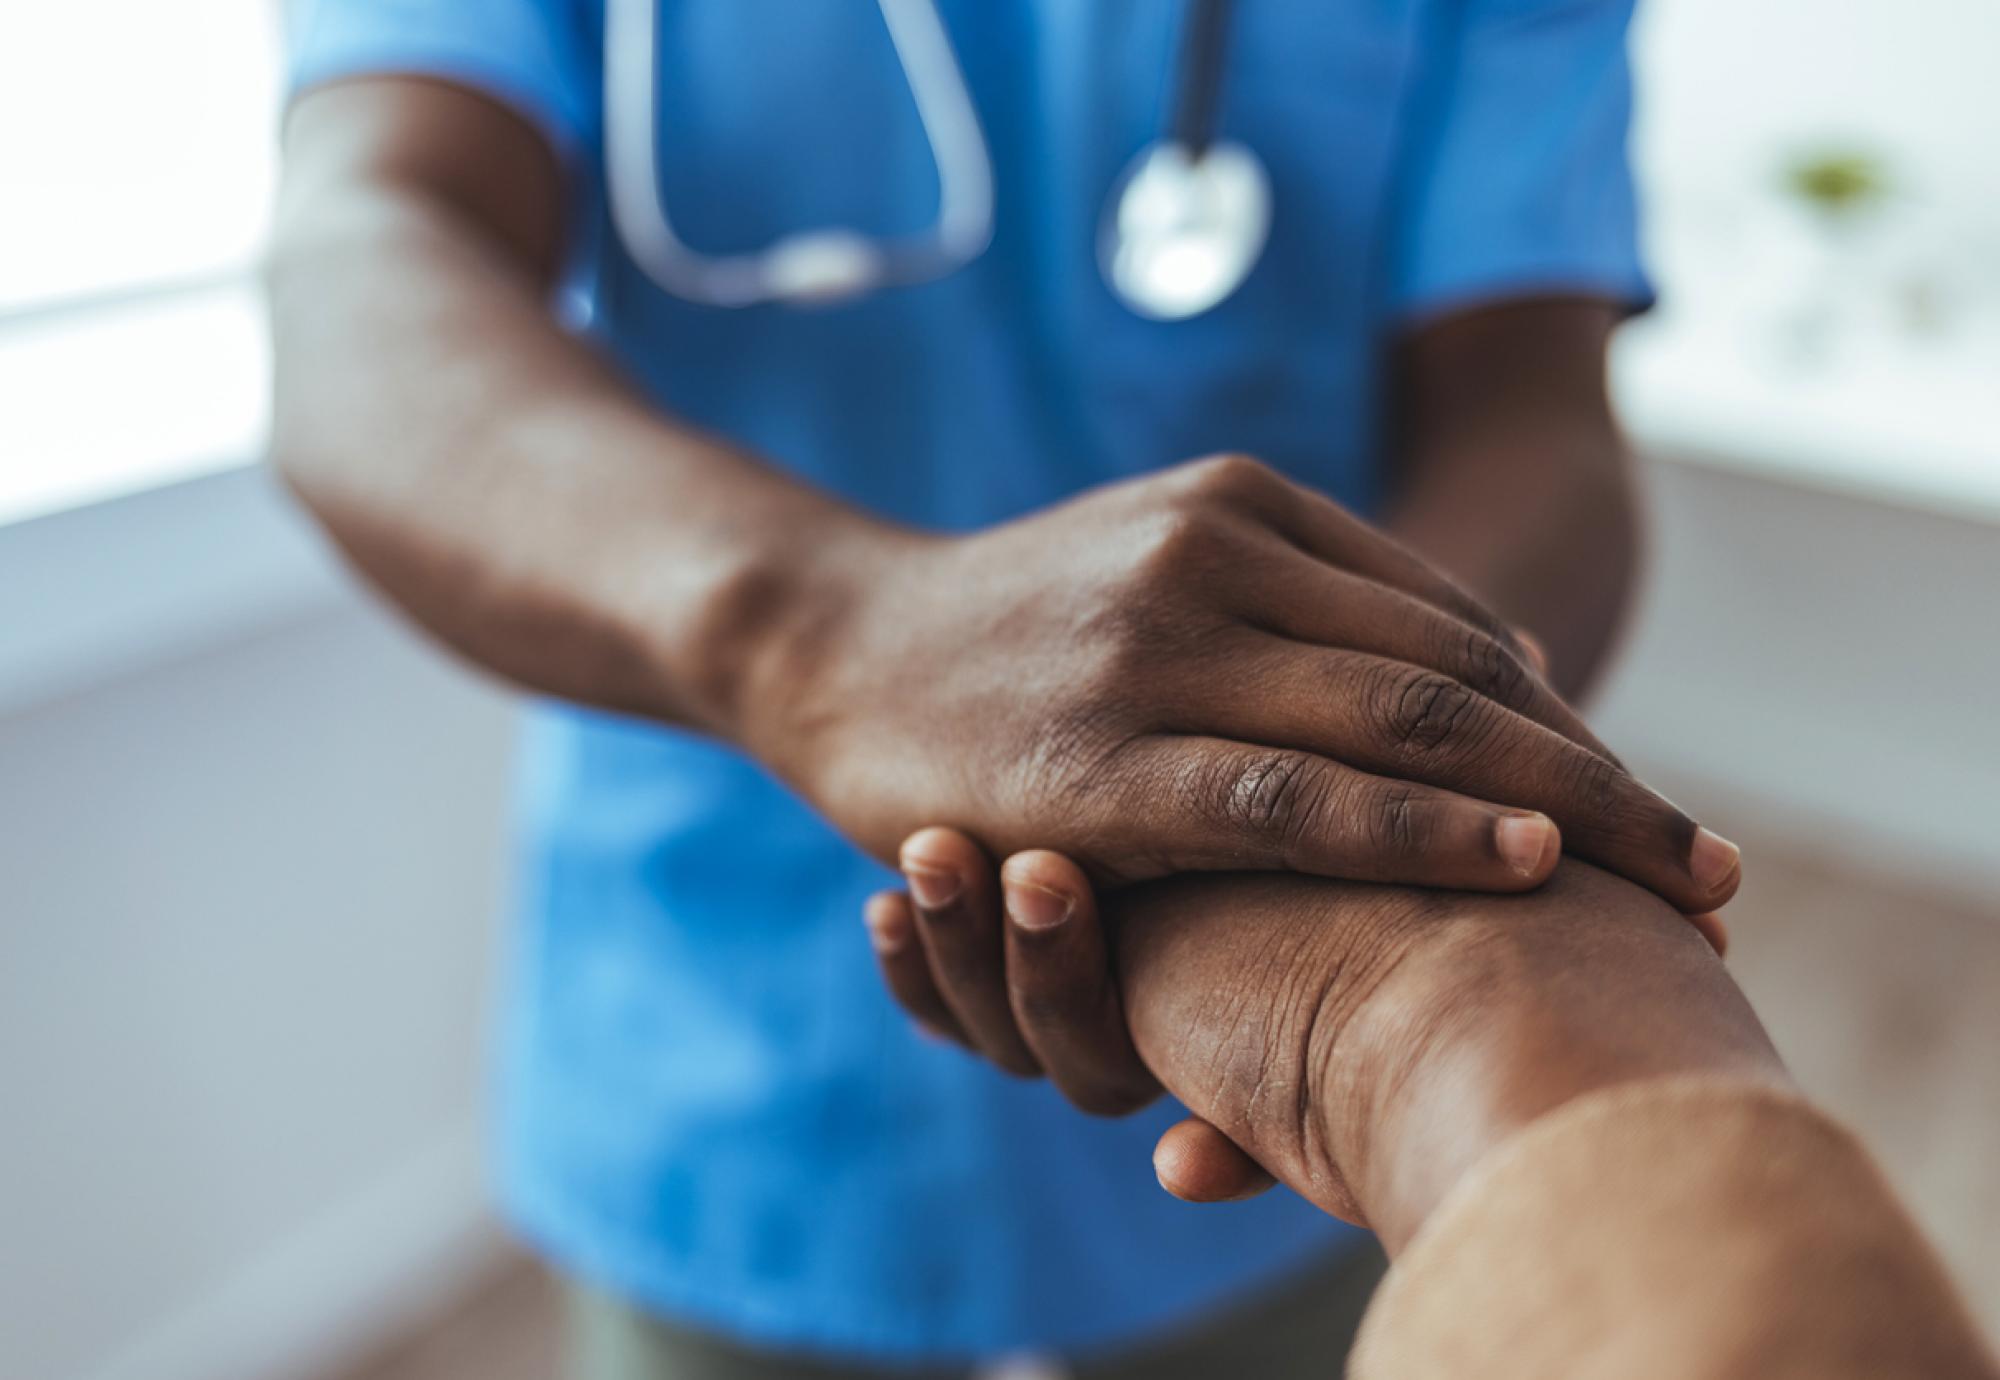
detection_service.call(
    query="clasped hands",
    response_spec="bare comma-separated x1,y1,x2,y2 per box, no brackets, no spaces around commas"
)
748,455,1753,1234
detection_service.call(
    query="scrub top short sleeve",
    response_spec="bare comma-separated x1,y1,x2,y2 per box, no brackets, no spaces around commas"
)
1389,0,1652,319
285,0,597,157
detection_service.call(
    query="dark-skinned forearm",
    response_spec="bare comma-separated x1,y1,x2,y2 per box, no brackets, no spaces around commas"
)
1385,299,1641,699
1108,863,1782,1252
1388,441,1638,700
1113,869,1993,1379
267,171,889,739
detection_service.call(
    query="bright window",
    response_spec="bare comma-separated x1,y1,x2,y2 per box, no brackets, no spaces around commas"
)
0,1,280,315
1,0,1996,530
0,1,280,525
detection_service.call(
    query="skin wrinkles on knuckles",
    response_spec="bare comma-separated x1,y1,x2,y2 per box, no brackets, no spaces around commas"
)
1455,624,1535,715
1564,749,1688,858
1381,667,1482,755
1360,781,1432,863
1221,750,1328,852
822,458,1717,1010
782,447,1702,891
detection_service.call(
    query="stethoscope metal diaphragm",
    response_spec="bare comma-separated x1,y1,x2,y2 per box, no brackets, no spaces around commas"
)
1100,137,1272,322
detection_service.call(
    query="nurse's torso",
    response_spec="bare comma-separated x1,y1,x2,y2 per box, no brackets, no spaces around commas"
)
505,0,1415,1359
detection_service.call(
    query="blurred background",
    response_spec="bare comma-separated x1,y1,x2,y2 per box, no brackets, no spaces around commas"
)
2,3,1996,1379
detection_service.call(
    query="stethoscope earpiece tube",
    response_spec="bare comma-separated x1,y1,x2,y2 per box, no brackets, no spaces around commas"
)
604,0,1267,319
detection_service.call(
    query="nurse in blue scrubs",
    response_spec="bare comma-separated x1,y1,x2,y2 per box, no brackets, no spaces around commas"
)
271,1,1717,1374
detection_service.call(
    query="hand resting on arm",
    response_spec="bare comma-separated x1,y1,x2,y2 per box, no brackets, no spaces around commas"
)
272,77,1739,924
873,856,1769,1233
871,860,2000,1378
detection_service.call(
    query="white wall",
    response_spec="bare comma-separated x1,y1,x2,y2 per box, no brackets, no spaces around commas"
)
1595,450,2000,909
1631,0,2000,206
0,559,517,1380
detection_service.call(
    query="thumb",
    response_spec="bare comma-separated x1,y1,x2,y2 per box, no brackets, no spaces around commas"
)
1153,1116,1277,1203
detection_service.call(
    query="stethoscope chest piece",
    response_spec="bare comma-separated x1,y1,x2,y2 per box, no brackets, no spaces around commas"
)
1100,138,1272,321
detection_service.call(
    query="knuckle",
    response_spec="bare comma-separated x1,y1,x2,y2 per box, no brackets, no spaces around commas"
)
1566,750,1636,827
1358,782,1437,862
1373,666,1481,754
1010,988,1069,1030
1218,751,1337,854
1174,452,1276,505
1428,581,1518,650
1021,700,1132,805
1091,521,1247,684
1128,507,1236,587
1456,627,1535,713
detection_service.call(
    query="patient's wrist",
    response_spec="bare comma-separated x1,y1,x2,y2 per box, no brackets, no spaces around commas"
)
1325,864,1788,1253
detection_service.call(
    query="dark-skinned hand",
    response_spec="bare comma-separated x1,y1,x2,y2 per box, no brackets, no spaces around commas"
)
764,455,1740,910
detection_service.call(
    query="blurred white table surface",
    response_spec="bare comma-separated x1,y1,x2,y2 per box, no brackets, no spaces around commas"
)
1613,305,2000,527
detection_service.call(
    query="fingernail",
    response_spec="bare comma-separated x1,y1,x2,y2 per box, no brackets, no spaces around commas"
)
1495,813,1558,879
864,899,910,953
1006,879,1073,932
1689,827,1742,895
903,862,961,910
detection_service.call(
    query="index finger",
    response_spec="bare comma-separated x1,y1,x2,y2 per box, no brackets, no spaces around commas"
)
1000,850,1162,1117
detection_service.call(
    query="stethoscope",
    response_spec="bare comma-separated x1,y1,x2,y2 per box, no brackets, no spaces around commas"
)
602,0,1271,320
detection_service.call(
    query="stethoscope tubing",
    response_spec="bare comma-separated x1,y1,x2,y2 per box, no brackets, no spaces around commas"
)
603,0,1242,311
603,0,994,305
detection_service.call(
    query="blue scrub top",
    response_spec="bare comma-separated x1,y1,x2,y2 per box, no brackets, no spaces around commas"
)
289,0,1649,1362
